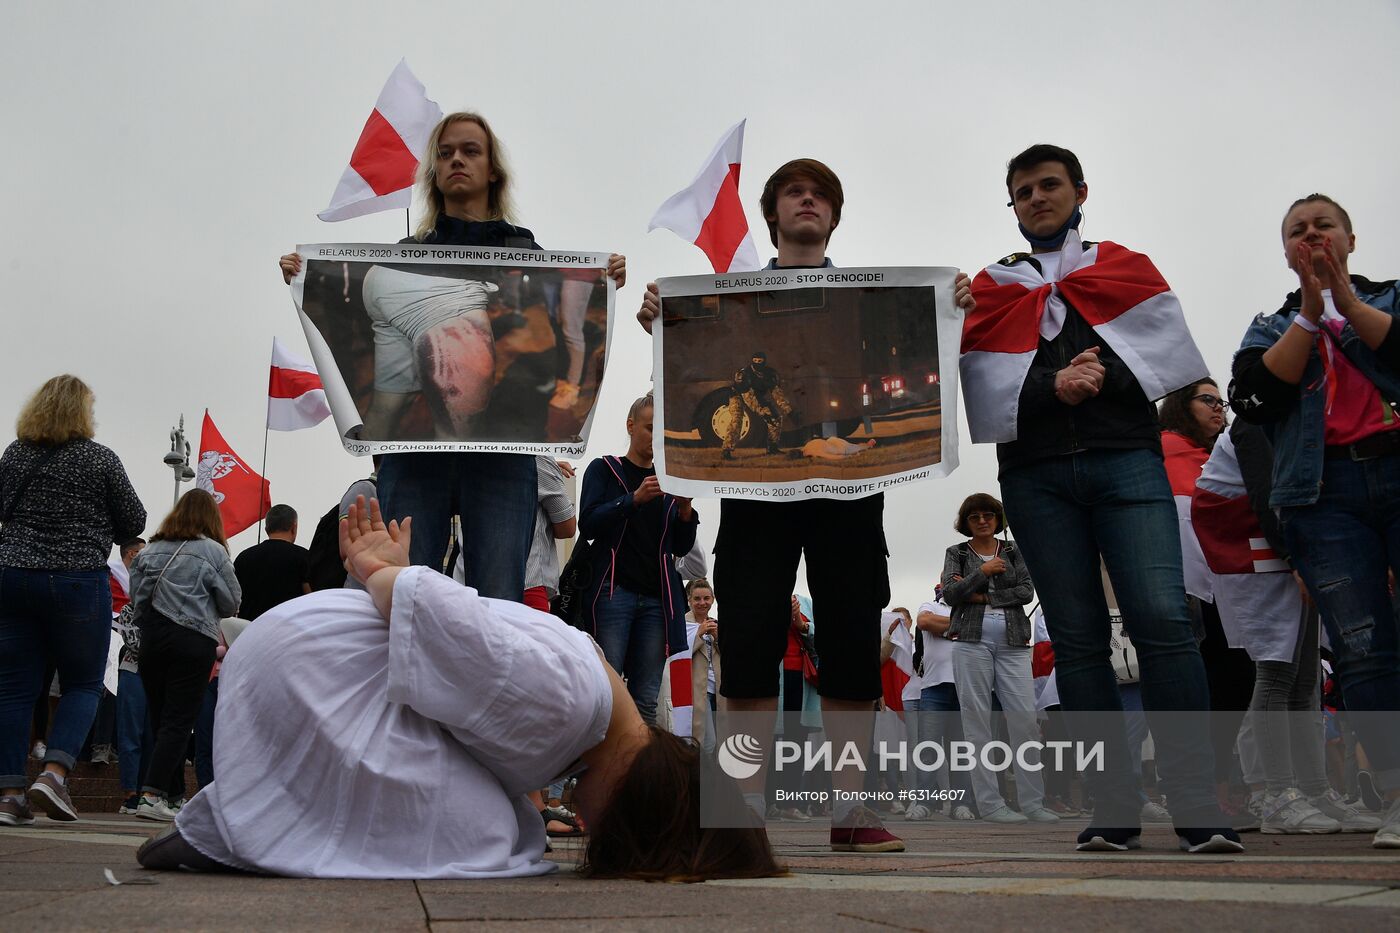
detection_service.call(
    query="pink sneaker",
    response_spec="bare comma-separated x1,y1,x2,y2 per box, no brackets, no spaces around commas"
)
831,805,905,852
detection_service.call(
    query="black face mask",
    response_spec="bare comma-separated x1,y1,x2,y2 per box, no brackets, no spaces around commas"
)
1018,205,1082,251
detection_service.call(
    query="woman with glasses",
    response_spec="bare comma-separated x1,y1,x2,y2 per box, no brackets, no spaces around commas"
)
1229,194,1400,849
941,494,1059,824
1159,378,1253,821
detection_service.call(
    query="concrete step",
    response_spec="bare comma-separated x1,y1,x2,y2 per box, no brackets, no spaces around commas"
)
24,760,200,814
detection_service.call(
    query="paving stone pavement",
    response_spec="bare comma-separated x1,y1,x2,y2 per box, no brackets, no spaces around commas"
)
4,814,1399,931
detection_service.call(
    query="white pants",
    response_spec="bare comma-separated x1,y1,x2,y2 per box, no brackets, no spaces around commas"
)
952,611,1045,816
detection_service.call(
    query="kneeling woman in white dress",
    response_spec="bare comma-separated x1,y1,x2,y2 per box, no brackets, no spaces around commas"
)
137,499,776,881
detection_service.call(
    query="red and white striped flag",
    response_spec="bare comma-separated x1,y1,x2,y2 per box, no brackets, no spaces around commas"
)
961,232,1207,443
268,337,331,432
1162,430,1213,600
197,412,269,538
648,119,760,273
1193,431,1288,575
317,59,443,223
666,651,694,738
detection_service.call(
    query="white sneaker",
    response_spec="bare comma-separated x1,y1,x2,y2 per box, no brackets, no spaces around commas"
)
1140,799,1172,823
1260,788,1340,834
904,803,931,821
1308,788,1382,833
951,805,976,821
1373,799,1400,849
890,800,906,816
135,797,179,823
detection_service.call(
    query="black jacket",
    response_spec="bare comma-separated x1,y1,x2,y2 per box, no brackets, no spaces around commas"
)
401,215,540,249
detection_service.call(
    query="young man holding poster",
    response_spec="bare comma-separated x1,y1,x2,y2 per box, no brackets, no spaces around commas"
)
641,160,973,852
961,143,1242,853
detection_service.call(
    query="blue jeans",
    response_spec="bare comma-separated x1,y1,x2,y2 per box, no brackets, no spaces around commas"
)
592,585,666,724
918,683,976,807
1281,452,1400,794
1001,448,1218,826
116,669,151,793
0,567,111,786
377,452,536,599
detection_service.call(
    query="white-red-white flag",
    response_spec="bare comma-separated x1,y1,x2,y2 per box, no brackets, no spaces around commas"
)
665,650,694,738
961,231,1207,443
197,412,269,538
648,119,760,273
317,59,443,223
268,337,331,431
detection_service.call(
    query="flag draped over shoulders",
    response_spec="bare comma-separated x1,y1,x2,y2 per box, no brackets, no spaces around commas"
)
960,232,1206,444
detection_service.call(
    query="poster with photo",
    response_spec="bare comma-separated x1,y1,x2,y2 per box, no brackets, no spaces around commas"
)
654,267,962,501
290,243,614,456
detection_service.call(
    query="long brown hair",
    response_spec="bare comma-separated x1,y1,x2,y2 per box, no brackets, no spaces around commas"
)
579,727,781,882
1158,378,1223,450
16,374,95,445
151,489,228,549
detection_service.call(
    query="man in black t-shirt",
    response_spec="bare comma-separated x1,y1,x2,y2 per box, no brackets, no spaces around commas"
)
233,504,311,621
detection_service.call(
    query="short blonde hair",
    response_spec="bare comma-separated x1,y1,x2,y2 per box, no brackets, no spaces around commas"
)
16,374,95,445
412,112,517,241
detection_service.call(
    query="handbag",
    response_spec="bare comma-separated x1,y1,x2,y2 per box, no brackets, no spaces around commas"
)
121,541,188,660
798,629,819,687
551,537,599,630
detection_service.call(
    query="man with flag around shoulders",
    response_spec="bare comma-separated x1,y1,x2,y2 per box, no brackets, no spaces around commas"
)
961,143,1243,854
640,159,975,854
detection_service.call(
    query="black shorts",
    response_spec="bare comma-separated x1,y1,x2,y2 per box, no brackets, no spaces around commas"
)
714,494,890,702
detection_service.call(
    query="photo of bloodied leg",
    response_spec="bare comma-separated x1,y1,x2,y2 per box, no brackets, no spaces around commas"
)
360,264,500,438
549,271,597,411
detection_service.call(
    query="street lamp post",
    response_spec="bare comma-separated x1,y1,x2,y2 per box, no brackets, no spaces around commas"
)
164,415,196,507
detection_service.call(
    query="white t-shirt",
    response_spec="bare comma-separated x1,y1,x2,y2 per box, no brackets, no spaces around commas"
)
908,600,955,688
969,546,1007,630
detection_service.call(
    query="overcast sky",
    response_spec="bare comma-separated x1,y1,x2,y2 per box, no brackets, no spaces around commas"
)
4,1,1398,613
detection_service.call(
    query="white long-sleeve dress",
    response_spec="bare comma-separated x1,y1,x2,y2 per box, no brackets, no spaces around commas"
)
175,567,612,878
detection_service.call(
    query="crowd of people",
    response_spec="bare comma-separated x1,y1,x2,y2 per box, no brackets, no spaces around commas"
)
1,114,1397,881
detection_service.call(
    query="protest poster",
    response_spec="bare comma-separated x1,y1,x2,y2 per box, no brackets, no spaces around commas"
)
290,243,614,457
654,267,962,501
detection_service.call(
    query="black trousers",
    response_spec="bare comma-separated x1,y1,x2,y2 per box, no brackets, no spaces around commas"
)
138,616,216,797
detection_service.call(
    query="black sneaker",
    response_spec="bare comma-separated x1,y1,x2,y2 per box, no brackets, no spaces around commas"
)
1358,770,1384,812
1176,826,1245,853
1076,826,1141,851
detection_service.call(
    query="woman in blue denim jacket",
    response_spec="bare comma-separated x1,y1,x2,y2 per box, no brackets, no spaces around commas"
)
1228,194,1400,849
128,489,240,822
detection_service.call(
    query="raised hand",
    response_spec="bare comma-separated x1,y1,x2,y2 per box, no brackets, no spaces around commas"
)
339,496,412,585
607,253,627,289
279,252,303,285
954,271,976,313
637,281,660,334
1293,242,1325,323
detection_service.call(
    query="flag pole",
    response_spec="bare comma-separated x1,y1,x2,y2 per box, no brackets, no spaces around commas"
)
258,351,272,543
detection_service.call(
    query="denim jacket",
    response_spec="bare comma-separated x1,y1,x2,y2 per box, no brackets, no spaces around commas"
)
129,536,241,642
940,540,1035,646
1229,276,1400,508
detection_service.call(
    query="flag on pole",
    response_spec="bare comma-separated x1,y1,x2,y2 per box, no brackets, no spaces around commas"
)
317,59,443,222
647,119,760,273
197,412,270,537
268,337,332,431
